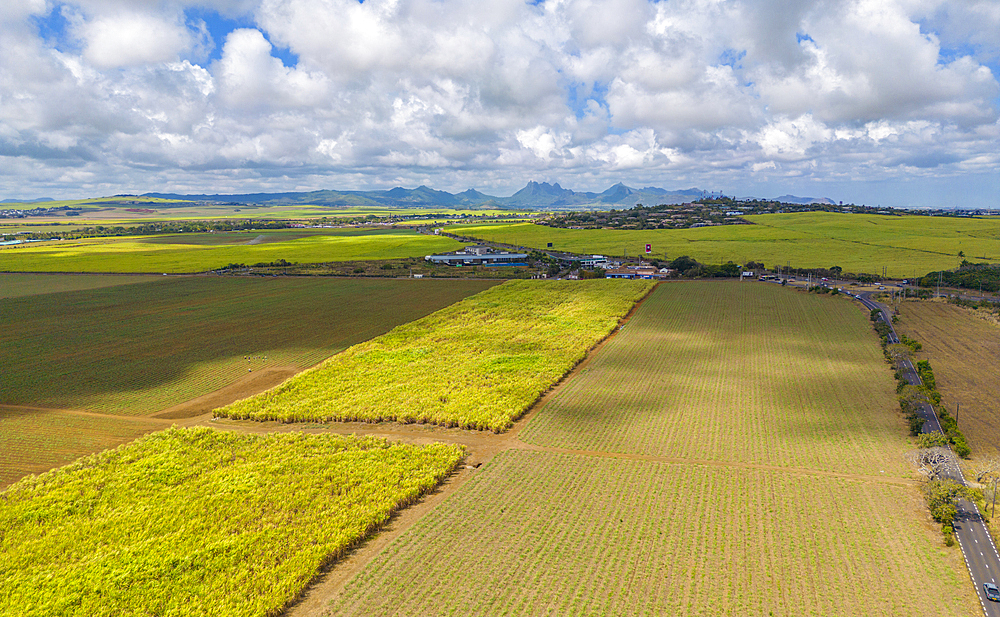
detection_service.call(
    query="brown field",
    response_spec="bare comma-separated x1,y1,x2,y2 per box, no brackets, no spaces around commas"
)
319,282,977,616
895,300,1000,457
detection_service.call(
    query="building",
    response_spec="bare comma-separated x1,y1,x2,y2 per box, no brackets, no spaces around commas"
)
425,246,528,267
605,265,664,280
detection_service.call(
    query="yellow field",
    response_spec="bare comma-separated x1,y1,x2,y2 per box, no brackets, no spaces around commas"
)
217,280,655,431
0,228,462,273
0,427,464,617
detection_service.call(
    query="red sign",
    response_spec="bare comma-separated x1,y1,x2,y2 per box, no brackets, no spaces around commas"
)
645,243,652,254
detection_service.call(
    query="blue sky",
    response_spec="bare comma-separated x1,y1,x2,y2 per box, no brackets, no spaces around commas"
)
2,0,999,207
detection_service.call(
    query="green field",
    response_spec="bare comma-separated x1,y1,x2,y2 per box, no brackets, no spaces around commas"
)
0,228,463,273
2,276,495,415
324,282,976,616
0,273,157,298
0,427,464,617
217,280,655,431
448,212,1000,278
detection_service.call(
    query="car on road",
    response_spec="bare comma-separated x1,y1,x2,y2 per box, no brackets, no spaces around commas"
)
984,582,1000,602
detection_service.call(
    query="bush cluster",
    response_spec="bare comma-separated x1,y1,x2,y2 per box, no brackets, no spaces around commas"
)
919,261,1000,293
914,359,971,458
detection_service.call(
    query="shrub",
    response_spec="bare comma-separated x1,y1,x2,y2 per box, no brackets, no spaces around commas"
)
943,525,955,546
918,433,949,448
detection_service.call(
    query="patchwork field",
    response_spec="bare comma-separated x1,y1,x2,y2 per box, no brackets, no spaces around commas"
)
895,300,1000,457
322,282,977,616
2,276,495,415
448,212,1000,277
0,427,464,617
0,273,157,298
0,227,463,273
216,279,655,431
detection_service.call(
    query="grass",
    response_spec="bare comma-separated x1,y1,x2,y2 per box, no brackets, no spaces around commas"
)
0,273,157,298
447,212,1000,278
895,300,1000,458
216,279,655,431
1,276,495,415
0,427,464,617
325,282,977,616
0,408,166,488
0,228,463,273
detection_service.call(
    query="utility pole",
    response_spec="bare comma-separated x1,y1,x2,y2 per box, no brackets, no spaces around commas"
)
993,476,998,519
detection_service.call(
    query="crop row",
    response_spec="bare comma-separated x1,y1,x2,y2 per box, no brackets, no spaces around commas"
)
216,279,656,431
0,427,464,617
519,281,909,476
330,449,970,616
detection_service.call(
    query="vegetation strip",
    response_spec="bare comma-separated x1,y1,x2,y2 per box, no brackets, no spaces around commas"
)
216,279,656,431
0,427,464,617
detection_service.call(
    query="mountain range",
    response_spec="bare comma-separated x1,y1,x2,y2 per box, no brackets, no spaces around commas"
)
3,183,836,210
142,182,834,211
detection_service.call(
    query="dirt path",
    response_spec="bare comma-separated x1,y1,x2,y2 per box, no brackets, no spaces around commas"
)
152,366,300,419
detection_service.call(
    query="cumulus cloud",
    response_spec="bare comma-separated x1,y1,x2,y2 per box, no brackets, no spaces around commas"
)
75,11,196,68
0,0,997,203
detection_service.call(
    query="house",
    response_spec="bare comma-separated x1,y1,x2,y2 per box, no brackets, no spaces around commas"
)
605,265,664,280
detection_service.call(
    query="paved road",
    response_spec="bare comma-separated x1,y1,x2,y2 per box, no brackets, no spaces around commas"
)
852,290,1000,615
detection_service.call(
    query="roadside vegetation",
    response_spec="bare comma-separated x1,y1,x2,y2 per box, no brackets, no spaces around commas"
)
216,280,655,431
0,427,464,617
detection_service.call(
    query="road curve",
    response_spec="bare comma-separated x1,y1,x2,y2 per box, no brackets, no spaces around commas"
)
852,290,1000,616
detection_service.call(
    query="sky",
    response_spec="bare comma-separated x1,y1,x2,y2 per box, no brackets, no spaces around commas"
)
1,0,999,207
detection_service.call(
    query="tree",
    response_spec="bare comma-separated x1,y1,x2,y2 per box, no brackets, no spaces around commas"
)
970,457,1000,484
886,344,912,371
906,447,953,482
670,255,699,273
